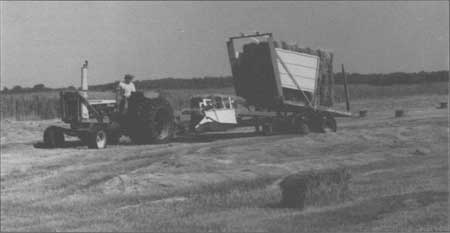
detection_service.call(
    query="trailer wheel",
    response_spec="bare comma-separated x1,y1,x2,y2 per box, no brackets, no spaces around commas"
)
292,116,309,135
297,120,310,135
254,124,261,133
79,135,89,145
262,122,273,136
320,115,337,133
87,128,108,149
254,120,261,133
43,126,65,148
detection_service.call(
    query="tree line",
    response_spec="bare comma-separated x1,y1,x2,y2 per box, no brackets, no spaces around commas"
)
2,70,448,94
334,70,448,86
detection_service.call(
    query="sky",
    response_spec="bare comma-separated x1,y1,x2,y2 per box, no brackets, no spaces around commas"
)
1,1,448,88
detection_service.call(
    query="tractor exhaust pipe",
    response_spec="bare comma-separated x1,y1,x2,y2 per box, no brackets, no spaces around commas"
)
81,60,88,93
81,60,89,119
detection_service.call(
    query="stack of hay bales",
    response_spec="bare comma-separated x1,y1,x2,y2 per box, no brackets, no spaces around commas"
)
233,41,335,108
279,167,351,209
234,42,279,108
278,41,335,107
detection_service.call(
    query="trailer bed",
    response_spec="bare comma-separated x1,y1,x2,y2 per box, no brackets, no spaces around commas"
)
226,32,349,117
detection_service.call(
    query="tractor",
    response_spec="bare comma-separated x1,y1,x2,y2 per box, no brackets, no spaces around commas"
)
43,61,174,149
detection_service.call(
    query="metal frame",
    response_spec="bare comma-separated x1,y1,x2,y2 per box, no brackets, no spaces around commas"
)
228,32,273,40
60,91,109,125
226,32,352,118
267,35,285,103
227,33,284,108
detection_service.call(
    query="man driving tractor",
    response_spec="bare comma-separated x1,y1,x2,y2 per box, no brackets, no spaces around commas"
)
116,74,136,114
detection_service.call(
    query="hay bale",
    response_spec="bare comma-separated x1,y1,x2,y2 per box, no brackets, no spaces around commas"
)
279,167,351,209
395,110,404,117
278,41,334,107
235,42,278,107
359,110,368,117
438,102,447,109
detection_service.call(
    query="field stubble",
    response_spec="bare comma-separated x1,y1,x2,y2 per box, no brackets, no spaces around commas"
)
0,91,448,231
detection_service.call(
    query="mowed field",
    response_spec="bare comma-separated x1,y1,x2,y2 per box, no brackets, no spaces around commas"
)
1,92,448,231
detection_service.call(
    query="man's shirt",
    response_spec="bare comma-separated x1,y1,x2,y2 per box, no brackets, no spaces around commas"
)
118,81,136,98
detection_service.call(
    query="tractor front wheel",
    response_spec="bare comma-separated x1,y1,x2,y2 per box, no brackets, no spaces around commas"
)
87,128,108,149
262,122,274,136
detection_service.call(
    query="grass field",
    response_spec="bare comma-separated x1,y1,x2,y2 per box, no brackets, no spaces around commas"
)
0,82,448,120
0,91,115,120
1,93,448,231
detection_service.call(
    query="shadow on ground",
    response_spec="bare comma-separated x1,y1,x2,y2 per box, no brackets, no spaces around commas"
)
33,141,86,149
32,131,276,149
173,131,263,143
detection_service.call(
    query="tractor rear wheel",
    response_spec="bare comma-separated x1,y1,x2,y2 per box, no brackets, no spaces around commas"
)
107,121,121,145
126,94,175,144
107,134,121,145
43,126,65,148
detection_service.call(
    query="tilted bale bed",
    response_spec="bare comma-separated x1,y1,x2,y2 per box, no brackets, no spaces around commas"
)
226,32,351,135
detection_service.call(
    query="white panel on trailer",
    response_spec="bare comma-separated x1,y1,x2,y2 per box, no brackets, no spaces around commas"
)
275,48,320,93
278,73,316,91
275,49,318,68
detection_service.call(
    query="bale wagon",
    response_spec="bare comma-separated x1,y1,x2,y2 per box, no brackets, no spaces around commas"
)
222,32,351,135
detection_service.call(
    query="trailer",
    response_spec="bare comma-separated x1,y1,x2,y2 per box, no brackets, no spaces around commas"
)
220,32,352,135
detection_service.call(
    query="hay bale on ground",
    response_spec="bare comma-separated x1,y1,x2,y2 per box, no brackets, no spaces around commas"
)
359,110,368,117
279,167,351,209
395,110,405,117
438,102,447,109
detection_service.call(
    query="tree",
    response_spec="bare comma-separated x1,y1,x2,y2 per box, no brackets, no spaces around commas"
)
2,87,8,93
12,85,22,92
33,83,46,91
